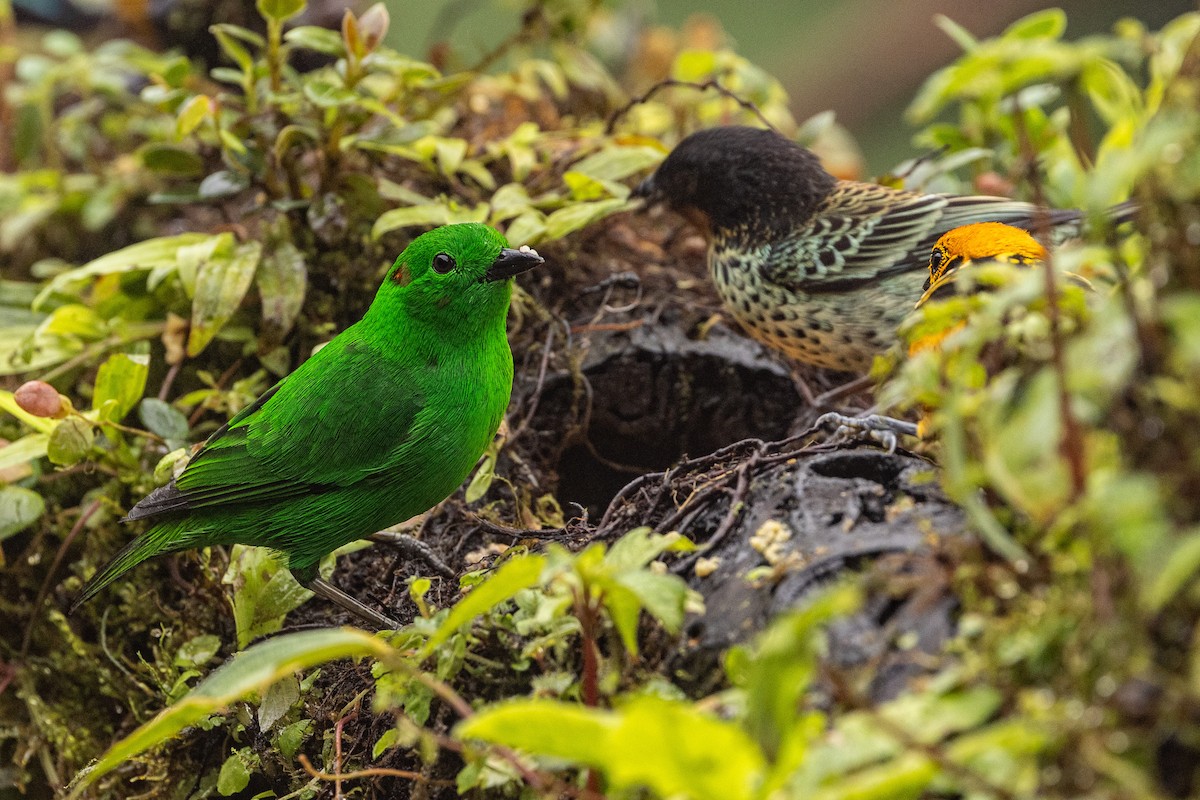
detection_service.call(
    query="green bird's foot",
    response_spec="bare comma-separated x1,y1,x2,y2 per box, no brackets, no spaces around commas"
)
813,412,919,454
369,531,455,579
304,576,401,630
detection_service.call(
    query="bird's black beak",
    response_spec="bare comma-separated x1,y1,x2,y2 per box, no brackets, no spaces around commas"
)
631,173,659,202
483,246,544,282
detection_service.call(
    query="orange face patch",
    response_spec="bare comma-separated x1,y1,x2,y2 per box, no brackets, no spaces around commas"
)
392,262,412,286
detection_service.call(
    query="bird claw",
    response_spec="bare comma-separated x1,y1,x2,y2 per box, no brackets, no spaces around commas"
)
814,412,919,454
305,577,401,631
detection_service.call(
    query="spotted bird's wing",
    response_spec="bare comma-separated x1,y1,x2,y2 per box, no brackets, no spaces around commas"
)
125,336,420,522
761,182,1074,294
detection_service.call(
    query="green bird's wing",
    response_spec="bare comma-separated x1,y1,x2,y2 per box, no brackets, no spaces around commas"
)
126,335,421,521
762,183,1076,293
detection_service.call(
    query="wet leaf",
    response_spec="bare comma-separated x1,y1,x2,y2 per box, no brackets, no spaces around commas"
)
187,241,262,357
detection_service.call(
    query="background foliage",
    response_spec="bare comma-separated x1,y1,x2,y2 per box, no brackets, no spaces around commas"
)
1,1,1199,798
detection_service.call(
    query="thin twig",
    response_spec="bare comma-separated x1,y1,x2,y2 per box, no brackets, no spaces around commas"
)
20,498,102,658
605,78,779,135
297,754,450,786
1011,99,1087,500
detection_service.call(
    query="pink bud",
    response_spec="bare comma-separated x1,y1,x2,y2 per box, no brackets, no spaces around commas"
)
14,381,67,418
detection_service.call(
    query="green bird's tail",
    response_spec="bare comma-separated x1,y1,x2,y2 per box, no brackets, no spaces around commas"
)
69,521,193,614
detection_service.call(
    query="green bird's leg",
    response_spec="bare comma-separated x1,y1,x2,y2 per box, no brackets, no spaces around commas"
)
297,572,401,630
368,531,455,578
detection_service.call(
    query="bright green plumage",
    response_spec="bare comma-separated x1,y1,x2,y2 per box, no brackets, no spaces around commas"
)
71,223,543,623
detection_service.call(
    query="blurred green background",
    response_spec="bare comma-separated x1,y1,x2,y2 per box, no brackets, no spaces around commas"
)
11,0,1198,168
382,0,1196,170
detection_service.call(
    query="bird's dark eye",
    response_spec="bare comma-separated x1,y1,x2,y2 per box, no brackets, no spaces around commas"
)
432,253,456,274
929,248,944,274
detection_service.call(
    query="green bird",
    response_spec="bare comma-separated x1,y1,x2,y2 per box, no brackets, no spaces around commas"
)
70,223,543,628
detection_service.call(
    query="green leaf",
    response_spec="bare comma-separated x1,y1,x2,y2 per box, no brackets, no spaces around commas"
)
372,204,450,238
140,144,204,176
139,398,190,443
35,234,216,309
93,352,150,422
284,25,345,55
199,170,250,199
176,94,213,139
210,24,259,73
543,198,629,242
502,211,547,248
1003,7,1066,40
605,527,683,571
303,80,359,109
569,145,663,182
1144,530,1200,611
739,585,861,759
420,555,546,657
256,241,307,344
187,241,262,357
69,628,390,792
224,545,314,649
0,390,57,433
611,569,687,635
256,0,305,24
46,418,94,466
275,719,313,759
0,486,45,542
257,674,299,732
807,752,936,800
175,635,222,668
464,447,497,503
217,748,254,796
933,14,979,51
563,171,612,201
458,696,764,800
0,434,50,472
373,728,402,759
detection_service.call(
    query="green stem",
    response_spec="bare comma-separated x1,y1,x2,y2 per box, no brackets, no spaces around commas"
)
266,17,284,93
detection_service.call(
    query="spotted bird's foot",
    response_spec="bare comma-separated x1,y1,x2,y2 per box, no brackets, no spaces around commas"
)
814,412,919,454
